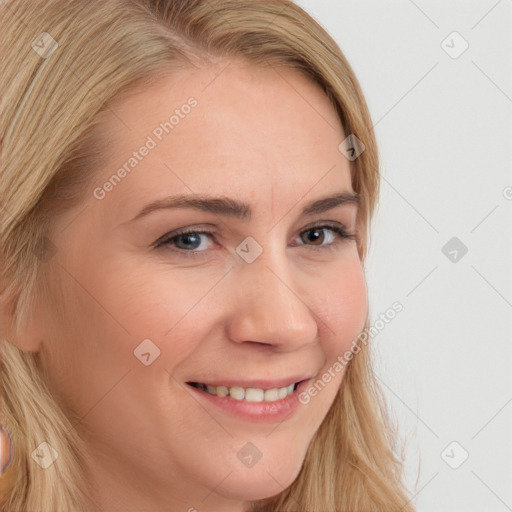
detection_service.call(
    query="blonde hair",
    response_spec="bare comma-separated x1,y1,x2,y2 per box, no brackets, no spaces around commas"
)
0,0,415,510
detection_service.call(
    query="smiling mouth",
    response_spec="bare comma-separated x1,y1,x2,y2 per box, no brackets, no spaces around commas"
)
186,381,301,402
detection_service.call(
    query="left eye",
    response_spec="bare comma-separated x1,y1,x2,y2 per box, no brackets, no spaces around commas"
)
154,224,356,257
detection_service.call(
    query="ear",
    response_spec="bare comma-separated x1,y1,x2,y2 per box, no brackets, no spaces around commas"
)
0,278,43,353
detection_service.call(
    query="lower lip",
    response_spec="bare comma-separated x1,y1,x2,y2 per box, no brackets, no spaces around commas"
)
186,379,311,424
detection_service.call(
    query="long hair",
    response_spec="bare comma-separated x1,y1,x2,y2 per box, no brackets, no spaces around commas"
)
0,1,414,510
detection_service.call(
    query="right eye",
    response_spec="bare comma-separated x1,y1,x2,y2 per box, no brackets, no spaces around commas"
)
154,228,216,257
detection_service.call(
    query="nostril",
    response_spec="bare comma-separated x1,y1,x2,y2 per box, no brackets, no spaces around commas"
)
247,341,275,348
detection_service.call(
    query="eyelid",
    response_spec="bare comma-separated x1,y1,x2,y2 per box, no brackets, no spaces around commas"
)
155,220,350,242
153,219,356,255
153,224,217,249
302,219,352,232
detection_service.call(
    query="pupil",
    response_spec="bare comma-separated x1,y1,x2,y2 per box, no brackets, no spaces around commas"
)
305,229,323,245
178,233,200,250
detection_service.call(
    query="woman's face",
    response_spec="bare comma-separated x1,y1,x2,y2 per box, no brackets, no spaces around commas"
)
39,60,368,511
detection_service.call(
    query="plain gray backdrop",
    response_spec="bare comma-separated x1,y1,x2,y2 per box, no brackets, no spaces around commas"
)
294,1,512,511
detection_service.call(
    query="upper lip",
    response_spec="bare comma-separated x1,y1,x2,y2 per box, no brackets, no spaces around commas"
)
187,374,314,389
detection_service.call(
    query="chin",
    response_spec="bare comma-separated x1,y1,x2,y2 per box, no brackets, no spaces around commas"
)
212,459,303,502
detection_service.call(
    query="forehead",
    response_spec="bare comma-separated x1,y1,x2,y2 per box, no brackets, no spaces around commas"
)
88,60,353,221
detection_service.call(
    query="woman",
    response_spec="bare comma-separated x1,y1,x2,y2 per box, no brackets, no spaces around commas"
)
0,0,414,510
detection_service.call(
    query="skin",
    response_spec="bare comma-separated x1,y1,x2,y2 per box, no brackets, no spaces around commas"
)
20,59,368,512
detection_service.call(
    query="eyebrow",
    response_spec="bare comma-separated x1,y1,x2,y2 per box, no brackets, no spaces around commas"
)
129,191,361,222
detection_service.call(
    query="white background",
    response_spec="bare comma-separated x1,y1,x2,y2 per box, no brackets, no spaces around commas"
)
294,1,512,511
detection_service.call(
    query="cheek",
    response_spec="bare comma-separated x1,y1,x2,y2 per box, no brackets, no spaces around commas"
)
296,256,367,409
106,267,218,352
315,256,368,356
73,261,218,378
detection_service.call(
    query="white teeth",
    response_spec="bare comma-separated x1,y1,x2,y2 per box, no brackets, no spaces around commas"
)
216,385,229,397
244,388,264,402
193,382,298,402
278,387,288,399
264,388,279,401
229,386,245,400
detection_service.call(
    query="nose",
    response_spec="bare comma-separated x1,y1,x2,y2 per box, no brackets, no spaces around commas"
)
225,245,319,352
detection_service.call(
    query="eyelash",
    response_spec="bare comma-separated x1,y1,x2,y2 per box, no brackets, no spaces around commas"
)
154,222,357,259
